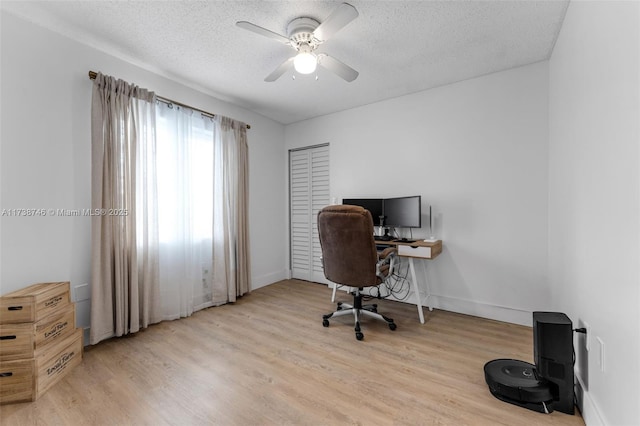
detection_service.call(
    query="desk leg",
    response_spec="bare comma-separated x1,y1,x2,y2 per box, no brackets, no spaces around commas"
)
409,258,425,324
423,260,434,313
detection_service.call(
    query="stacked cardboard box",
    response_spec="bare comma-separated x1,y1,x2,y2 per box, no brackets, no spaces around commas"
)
0,282,83,404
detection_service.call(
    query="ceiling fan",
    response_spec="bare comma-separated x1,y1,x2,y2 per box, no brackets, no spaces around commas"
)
236,2,359,82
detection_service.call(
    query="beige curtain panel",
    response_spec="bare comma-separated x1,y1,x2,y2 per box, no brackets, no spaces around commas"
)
90,72,161,345
212,116,251,303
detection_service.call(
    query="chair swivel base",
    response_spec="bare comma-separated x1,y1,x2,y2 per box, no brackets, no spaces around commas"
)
322,295,396,340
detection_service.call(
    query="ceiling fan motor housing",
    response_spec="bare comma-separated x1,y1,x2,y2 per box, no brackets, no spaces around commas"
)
287,17,321,50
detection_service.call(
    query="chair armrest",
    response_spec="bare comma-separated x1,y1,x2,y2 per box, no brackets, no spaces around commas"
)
376,247,397,281
378,247,397,260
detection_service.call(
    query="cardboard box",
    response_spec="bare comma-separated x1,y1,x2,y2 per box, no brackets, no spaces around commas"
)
0,328,83,404
0,282,70,324
0,304,76,361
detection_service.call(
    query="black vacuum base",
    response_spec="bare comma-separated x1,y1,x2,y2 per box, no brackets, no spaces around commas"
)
484,359,554,414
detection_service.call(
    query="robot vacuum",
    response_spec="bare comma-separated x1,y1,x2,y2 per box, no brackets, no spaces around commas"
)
484,359,555,414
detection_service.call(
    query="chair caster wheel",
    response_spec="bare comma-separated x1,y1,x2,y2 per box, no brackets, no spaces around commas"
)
355,332,364,341
322,319,330,327
389,322,397,331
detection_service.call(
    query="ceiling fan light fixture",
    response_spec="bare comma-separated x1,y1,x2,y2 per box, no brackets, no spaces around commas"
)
237,2,359,82
293,50,317,74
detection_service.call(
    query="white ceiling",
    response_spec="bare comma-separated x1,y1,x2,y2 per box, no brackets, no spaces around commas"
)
2,0,569,124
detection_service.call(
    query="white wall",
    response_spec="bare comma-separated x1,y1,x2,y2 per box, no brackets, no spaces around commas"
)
548,1,640,425
285,62,550,326
0,11,288,332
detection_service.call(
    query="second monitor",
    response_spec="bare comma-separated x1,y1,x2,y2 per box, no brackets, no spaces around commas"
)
342,195,421,229
383,196,421,228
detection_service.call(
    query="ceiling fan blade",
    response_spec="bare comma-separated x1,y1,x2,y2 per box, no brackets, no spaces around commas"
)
313,2,359,42
236,21,291,45
318,54,359,82
265,57,295,82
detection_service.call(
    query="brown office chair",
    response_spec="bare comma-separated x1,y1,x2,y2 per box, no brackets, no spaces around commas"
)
318,205,397,340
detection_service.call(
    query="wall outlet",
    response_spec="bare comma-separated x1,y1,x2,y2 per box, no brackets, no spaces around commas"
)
74,283,90,301
583,320,591,351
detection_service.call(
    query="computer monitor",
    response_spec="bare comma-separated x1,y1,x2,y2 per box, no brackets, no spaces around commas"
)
342,198,384,226
383,196,422,228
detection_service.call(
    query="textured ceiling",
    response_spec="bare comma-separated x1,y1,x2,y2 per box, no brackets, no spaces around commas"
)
2,0,569,124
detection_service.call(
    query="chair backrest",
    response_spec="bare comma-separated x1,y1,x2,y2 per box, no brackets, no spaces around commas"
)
317,205,378,287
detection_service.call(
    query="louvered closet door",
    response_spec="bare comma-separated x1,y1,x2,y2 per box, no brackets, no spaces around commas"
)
290,145,330,284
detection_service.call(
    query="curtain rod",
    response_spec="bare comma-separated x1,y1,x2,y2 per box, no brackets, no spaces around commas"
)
88,71,250,129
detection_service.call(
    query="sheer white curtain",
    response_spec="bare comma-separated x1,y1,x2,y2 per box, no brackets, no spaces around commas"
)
156,107,251,316
156,103,215,319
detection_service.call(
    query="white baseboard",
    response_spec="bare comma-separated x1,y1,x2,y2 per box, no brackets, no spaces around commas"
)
339,287,532,326
251,270,288,290
429,294,532,326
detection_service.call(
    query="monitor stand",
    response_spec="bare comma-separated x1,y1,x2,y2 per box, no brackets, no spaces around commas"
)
376,227,392,241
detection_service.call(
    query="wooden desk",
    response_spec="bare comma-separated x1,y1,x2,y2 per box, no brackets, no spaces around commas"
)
375,239,442,324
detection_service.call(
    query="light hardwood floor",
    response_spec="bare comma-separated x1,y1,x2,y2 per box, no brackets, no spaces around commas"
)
1,280,584,425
